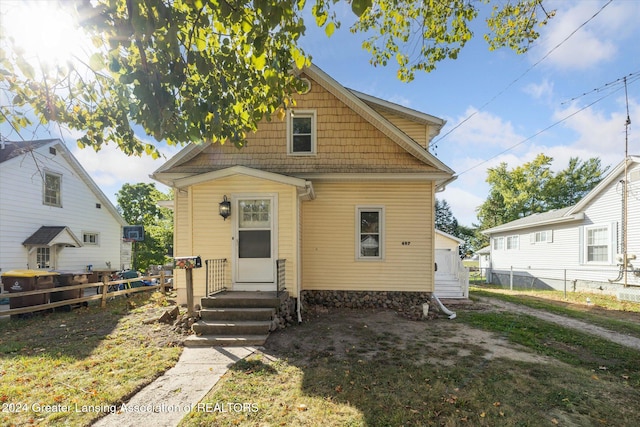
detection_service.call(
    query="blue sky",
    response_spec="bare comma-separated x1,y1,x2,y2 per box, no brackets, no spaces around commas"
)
3,0,640,226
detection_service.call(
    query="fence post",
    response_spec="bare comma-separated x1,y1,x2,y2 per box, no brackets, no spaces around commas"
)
101,275,109,308
160,270,166,293
510,266,513,290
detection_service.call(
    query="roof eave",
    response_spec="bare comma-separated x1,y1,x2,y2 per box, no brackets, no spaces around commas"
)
482,212,585,235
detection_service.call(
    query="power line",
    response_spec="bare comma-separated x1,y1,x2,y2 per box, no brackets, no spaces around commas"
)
455,76,634,177
561,71,640,105
430,0,614,149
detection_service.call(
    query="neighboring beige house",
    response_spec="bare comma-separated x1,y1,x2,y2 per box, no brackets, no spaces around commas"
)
152,64,456,315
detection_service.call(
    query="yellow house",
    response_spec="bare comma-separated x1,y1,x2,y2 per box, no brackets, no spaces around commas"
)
152,64,455,334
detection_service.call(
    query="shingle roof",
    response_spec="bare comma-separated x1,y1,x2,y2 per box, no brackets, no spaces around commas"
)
482,206,576,234
22,226,82,247
0,139,57,163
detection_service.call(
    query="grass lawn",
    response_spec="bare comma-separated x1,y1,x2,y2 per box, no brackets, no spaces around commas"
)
0,292,184,426
3,288,640,426
180,298,640,427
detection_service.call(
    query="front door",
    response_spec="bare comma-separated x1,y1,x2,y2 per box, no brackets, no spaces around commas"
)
234,197,276,288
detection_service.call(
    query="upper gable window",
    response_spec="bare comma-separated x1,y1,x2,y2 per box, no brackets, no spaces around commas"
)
43,171,62,207
287,110,316,155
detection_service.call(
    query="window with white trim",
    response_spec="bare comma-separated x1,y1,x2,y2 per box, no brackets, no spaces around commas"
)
36,247,51,268
287,110,316,155
531,230,553,244
43,171,62,207
506,235,519,250
586,225,610,263
357,207,384,260
83,232,99,246
492,237,504,250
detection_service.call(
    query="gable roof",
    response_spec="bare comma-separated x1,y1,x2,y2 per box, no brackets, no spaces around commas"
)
1,139,127,227
0,139,57,163
302,64,453,175
152,63,455,186
23,226,83,247
483,156,640,235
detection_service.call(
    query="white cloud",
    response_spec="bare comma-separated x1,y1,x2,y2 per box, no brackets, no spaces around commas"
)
444,107,525,149
536,0,639,70
71,142,183,204
554,97,640,158
523,79,554,101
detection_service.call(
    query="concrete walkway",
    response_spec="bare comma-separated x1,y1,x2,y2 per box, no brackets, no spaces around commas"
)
92,346,255,427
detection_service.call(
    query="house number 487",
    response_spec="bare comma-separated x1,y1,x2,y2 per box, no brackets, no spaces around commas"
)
402,241,411,246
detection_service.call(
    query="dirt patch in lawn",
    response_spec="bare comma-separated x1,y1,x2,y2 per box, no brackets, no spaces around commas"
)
265,304,553,367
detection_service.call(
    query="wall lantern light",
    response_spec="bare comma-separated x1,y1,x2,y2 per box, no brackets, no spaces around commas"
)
219,195,231,220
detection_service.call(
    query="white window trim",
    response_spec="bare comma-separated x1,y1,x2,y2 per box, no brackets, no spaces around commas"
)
492,236,504,251
43,170,62,207
530,230,553,244
506,235,519,250
287,110,317,155
582,223,614,265
83,232,100,246
30,246,54,269
356,206,385,261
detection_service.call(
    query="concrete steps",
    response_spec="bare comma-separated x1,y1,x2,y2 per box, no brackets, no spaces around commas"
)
185,291,286,347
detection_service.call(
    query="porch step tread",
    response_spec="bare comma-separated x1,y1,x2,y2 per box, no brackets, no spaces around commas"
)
201,297,283,309
200,307,275,321
192,320,272,336
184,334,269,347
195,320,272,327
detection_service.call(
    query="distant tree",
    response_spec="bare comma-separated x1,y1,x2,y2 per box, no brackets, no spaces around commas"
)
435,198,458,236
117,183,173,272
455,224,477,258
547,157,609,209
476,154,609,232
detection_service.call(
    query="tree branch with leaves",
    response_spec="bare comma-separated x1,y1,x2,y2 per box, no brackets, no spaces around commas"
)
1,0,554,156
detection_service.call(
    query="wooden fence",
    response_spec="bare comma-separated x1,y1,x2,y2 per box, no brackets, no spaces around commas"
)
0,273,173,318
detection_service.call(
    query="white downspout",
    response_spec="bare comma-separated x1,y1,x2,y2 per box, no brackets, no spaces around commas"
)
296,182,314,324
431,294,457,319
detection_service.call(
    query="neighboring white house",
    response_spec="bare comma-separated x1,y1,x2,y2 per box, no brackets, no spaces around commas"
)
0,139,129,276
434,229,469,298
482,156,640,295
476,246,491,272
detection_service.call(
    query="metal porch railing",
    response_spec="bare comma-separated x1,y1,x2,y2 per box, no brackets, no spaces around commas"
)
276,259,286,297
205,258,227,296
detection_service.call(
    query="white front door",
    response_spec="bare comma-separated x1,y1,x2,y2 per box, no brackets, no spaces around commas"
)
234,196,276,289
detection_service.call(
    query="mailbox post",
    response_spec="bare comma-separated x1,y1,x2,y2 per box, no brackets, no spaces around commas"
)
173,256,202,316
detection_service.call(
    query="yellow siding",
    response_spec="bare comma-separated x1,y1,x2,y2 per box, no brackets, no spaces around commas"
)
173,73,438,175
302,181,435,292
173,174,299,302
435,232,460,251
376,110,428,148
